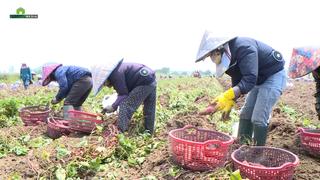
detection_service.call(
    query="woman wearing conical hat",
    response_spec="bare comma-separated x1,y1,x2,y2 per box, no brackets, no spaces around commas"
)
41,63,92,118
91,59,157,134
196,31,287,146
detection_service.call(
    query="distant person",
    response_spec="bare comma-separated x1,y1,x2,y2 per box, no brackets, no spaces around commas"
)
196,31,286,146
91,59,157,134
41,63,92,118
288,47,320,120
20,63,32,89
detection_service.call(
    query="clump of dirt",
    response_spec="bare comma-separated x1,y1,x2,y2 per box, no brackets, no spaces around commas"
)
194,95,211,104
158,93,170,108
166,111,216,132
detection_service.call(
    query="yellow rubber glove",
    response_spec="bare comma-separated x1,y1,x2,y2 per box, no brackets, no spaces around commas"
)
213,88,235,113
199,88,236,119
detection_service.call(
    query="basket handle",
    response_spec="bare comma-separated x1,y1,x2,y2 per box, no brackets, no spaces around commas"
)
296,127,305,134
278,162,296,169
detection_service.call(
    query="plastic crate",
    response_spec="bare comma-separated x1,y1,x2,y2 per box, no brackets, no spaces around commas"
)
231,146,299,180
298,127,320,156
19,105,50,126
47,117,71,139
168,125,234,171
68,110,104,133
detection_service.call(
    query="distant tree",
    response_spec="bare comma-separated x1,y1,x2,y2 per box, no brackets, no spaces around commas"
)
203,70,212,76
156,67,170,75
171,71,180,76
181,71,188,76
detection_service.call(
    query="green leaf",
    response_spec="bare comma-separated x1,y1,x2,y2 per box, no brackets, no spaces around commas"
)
77,138,88,147
168,166,180,177
19,135,30,144
137,157,145,165
10,146,28,156
56,147,70,159
8,172,22,180
28,137,52,148
230,169,242,180
0,151,7,158
55,165,66,180
128,157,137,166
89,158,102,170
66,162,78,177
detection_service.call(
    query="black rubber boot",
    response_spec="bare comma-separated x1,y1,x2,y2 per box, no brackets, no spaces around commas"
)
237,119,253,145
253,125,268,146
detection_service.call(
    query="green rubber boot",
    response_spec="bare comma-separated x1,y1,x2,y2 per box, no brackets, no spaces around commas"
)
237,119,253,145
63,105,74,119
253,125,268,146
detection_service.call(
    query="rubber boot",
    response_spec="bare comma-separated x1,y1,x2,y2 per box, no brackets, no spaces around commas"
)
63,105,74,119
237,119,253,145
74,106,82,111
253,125,268,146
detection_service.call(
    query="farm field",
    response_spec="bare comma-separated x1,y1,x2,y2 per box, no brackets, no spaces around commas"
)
0,77,320,179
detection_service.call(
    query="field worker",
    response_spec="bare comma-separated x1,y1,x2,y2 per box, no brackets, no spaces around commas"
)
196,31,286,146
288,47,320,120
41,63,92,118
91,59,157,134
20,63,32,89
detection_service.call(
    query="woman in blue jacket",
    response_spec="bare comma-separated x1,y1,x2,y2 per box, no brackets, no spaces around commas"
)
196,31,287,146
91,59,157,134
42,63,92,118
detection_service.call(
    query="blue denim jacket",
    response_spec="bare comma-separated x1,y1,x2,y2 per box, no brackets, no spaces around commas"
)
54,66,91,100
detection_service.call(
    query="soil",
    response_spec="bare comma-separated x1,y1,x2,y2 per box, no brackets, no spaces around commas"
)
1,79,320,179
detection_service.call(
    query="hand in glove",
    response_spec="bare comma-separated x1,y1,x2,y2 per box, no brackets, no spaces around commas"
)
101,105,115,114
51,97,60,105
199,88,236,120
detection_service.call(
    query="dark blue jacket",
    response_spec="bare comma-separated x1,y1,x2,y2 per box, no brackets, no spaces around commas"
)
54,66,91,101
108,62,156,109
20,67,32,81
226,37,285,94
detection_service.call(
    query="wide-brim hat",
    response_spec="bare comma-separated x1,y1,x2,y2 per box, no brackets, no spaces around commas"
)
91,58,124,96
288,47,320,79
195,31,236,62
41,63,62,86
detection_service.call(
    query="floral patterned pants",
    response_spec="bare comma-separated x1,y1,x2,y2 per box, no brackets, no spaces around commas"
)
118,81,157,134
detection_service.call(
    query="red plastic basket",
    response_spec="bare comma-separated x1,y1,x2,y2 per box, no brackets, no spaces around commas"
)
298,127,320,156
231,146,299,180
47,117,71,139
19,106,50,126
68,110,104,133
168,125,234,171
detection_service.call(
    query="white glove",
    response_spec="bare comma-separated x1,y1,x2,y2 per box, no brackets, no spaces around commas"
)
102,105,115,114
102,93,117,109
102,93,118,114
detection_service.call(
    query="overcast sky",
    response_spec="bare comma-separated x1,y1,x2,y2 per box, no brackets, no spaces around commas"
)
0,0,319,73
